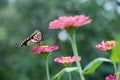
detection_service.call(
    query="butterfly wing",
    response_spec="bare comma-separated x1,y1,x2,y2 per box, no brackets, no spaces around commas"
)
32,30,42,43
20,30,42,47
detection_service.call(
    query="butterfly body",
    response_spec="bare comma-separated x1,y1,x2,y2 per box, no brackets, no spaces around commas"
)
20,30,42,47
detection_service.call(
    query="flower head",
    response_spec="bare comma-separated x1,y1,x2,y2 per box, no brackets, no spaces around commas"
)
96,40,116,51
54,56,81,67
31,45,59,54
105,75,116,80
49,15,92,29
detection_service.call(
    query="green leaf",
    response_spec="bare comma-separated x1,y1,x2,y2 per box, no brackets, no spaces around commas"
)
83,58,110,75
51,67,78,80
111,35,120,63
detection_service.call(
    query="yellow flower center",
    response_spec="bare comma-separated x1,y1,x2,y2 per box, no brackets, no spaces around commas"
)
62,57,72,63
40,45,49,48
106,40,115,44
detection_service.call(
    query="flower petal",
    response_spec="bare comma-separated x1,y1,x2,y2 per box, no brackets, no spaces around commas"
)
48,15,92,29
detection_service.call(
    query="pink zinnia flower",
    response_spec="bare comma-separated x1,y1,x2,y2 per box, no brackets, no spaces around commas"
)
49,15,92,29
96,40,116,51
54,56,81,64
105,75,116,80
31,45,59,54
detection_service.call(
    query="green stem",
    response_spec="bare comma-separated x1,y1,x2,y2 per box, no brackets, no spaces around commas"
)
117,64,120,80
44,57,50,80
118,63,120,72
68,72,72,80
113,63,119,80
113,63,117,74
68,33,85,80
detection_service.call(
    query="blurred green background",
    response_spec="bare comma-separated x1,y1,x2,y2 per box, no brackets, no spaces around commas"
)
0,0,120,80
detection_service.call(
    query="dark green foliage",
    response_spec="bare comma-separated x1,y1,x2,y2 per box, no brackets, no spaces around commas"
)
0,0,119,80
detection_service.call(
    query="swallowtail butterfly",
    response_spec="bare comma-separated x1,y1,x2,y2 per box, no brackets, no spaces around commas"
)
20,30,42,47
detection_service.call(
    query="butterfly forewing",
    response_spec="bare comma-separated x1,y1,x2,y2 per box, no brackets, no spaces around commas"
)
20,30,42,47
33,30,42,42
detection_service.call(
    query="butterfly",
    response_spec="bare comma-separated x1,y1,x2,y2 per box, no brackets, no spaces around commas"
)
20,30,42,47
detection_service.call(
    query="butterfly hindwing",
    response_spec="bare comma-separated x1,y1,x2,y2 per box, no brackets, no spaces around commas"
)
20,30,42,47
